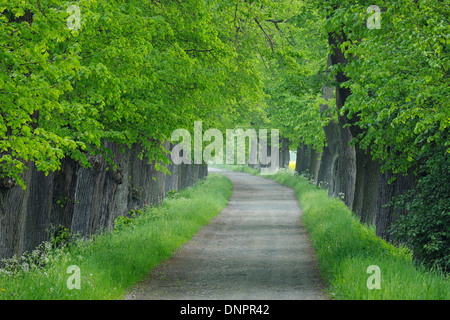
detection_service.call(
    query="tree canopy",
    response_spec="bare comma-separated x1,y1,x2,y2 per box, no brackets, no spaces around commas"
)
0,0,264,187
1,0,449,272
2,0,448,183
324,0,449,175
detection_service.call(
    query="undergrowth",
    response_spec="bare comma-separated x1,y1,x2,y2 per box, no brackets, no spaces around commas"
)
219,164,449,300
0,174,232,300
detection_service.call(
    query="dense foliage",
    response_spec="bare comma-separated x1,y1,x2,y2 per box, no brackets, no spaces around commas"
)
390,142,450,273
322,0,449,273
256,1,329,152
0,0,270,187
326,0,449,175
1,0,448,273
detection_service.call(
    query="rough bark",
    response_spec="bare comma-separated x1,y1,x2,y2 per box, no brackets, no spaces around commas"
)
295,143,311,175
0,141,208,261
0,163,31,260
375,168,417,242
326,22,418,240
279,137,291,168
317,55,339,193
308,149,322,183
352,147,381,225
334,88,356,209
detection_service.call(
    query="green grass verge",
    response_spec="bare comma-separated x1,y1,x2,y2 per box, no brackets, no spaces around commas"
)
0,173,232,300
217,164,449,300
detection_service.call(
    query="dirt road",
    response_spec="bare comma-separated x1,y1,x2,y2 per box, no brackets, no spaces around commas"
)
125,169,328,300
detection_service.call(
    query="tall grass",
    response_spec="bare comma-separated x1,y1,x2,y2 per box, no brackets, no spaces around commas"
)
0,174,232,300
221,165,450,300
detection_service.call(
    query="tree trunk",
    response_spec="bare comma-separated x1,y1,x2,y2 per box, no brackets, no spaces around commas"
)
376,168,417,242
0,162,31,260
23,165,54,252
318,54,340,196
0,141,208,261
279,137,291,168
296,143,312,175
334,89,356,209
309,149,322,183
352,147,381,225
326,21,418,241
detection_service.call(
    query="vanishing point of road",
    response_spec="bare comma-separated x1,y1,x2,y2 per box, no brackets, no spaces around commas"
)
125,169,328,300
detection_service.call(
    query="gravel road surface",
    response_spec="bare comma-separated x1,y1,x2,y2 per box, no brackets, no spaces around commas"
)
125,169,328,300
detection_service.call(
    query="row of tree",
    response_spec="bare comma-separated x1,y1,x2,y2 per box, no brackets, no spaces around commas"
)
1,0,275,188
1,1,448,272
253,0,449,273
322,0,449,273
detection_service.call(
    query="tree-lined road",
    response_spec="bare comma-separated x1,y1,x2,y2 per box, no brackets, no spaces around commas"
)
125,169,328,300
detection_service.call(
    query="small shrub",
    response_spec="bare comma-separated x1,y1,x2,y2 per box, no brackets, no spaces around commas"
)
50,226,71,249
166,189,179,199
225,164,450,299
128,207,144,217
114,215,135,230
389,145,450,274
0,241,69,277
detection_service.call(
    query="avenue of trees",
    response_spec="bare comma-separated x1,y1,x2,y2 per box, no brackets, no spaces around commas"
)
1,0,448,272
